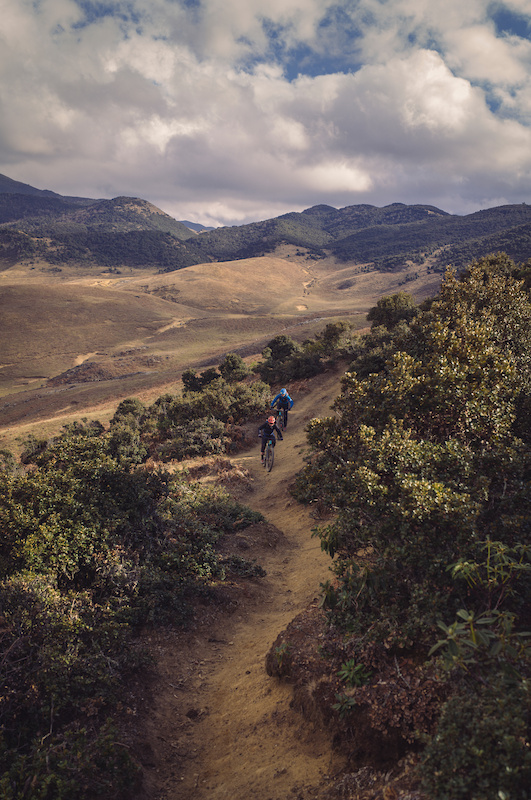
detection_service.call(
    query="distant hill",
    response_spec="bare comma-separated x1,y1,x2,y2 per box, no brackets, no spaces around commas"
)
182,201,531,271
0,173,68,199
1,172,531,272
326,203,531,270
185,202,452,264
0,173,95,204
180,220,217,233
3,195,196,240
0,176,204,270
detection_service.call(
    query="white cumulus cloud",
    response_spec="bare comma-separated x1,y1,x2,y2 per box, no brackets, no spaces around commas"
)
0,0,531,224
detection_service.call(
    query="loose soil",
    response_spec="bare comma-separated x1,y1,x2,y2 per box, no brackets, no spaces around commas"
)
129,368,348,800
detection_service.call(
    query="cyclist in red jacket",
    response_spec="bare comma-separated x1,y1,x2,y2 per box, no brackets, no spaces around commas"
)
258,415,283,464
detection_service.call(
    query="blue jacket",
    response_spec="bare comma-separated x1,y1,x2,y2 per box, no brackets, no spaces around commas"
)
271,392,293,410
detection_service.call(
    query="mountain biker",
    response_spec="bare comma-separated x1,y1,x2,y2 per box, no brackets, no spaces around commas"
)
258,415,283,464
270,388,294,429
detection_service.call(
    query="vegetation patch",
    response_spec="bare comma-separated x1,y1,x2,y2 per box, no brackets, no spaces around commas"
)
0,408,264,796
255,321,356,384
0,321,359,797
288,253,531,798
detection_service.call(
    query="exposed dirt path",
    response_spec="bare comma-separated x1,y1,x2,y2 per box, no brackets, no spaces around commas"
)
132,369,347,800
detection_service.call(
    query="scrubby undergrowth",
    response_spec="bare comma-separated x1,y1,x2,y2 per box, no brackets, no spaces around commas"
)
0,323,359,798
281,254,531,799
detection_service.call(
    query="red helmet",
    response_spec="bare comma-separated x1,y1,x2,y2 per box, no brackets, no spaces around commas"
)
267,416,275,424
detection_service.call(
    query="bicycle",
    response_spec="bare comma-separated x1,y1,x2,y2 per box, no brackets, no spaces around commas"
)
263,436,275,472
275,407,285,431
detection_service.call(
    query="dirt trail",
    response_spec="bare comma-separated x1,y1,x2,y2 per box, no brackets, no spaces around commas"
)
134,369,346,800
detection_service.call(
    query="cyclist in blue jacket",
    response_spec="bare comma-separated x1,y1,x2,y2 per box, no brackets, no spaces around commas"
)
271,388,294,428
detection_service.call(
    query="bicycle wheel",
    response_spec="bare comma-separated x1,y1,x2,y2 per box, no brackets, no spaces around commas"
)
265,441,274,471
276,410,284,431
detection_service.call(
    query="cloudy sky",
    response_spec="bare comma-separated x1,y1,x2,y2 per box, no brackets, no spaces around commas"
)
1,0,531,226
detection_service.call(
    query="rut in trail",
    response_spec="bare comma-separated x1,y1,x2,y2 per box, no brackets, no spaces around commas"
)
134,369,346,800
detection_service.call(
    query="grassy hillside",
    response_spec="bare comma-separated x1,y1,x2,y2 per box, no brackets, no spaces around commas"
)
0,247,433,443
0,282,185,390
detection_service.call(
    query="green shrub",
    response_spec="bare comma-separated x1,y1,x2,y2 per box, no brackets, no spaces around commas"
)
265,334,298,362
0,416,266,795
218,352,249,382
147,378,270,447
169,480,264,533
108,421,148,464
154,417,227,462
293,257,531,644
367,292,418,329
419,680,531,800
0,449,16,473
182,366,220,392
182,367,204,392
0,721,139,800
0,574,141,799
255,322,357,383
111,397,146,426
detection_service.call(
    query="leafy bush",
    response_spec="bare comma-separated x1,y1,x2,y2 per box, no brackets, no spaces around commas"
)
347,320,416,378
292,253,531,793
0,721,139,800
148,377,270,439
108,375,270,463
112,397,147,424
218,352,249,383
0,574,141,798
0,418,266,796
108,420,148,464
419,680,531,800
181,367,205,392
294,257,531,645
182,366,220,392
366,291,419,329
255,324,356,383
154,417,227,462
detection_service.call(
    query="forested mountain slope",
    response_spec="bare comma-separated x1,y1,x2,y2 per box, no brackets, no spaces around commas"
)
2,171,531,272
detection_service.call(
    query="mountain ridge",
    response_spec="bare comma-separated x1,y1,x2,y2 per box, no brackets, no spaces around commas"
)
1,172,531,272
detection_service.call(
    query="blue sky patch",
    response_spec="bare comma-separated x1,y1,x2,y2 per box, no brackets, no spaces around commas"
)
491,7,530,38
255,13,362,79
72,1,141,27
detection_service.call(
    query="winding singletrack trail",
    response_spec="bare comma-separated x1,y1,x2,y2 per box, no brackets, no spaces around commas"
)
133,368,347,800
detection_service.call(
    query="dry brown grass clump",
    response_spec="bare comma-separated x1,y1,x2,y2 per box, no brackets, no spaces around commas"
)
187,456,254,493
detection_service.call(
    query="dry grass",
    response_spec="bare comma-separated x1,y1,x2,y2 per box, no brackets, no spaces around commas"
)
0,250,443,448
